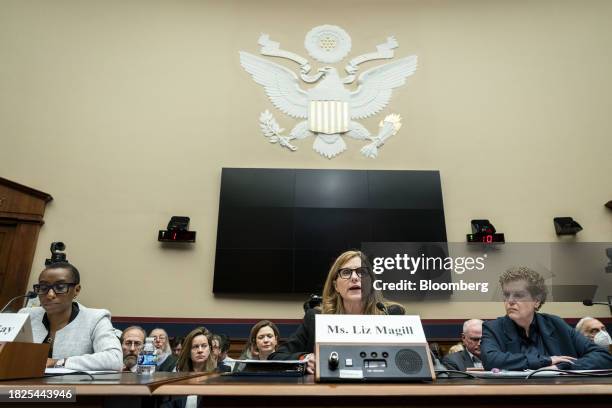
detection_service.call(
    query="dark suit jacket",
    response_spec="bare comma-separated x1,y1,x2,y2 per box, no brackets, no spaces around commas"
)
269,304,405,360
441,348,475,372
158,354,178,372
481,313,612,371
161,396,201,408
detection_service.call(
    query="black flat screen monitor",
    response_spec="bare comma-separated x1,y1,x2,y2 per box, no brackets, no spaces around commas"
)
213,168,447,294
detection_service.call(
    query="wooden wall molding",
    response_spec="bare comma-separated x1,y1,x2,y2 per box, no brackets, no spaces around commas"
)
0,178,52,311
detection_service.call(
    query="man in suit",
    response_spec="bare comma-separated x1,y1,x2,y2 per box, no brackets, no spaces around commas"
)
442,319,483,371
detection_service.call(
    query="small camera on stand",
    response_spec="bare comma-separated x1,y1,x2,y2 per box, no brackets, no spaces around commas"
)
45,242,67,266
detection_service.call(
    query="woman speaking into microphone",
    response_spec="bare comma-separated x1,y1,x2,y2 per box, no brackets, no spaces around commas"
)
268,250,404,373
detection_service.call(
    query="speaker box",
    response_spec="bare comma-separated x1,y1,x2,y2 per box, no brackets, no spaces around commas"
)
316,343,435,382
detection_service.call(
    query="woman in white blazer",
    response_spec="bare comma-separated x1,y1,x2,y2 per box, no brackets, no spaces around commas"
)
19,262,122,371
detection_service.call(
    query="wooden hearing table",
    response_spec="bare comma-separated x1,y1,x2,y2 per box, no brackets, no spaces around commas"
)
0,372,611,407
153,373,612,407
0,371,203,407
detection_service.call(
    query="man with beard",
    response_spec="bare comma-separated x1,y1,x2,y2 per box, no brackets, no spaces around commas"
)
120,326,146,372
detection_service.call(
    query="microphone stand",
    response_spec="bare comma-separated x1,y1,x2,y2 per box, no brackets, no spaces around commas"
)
1,292,37,313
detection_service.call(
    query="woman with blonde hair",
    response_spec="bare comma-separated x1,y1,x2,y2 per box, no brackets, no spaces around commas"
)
269,250,404,373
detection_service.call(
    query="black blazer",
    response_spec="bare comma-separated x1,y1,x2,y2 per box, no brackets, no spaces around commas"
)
269,304,405,361
441,348,475,372
158,354,178,372
481,313,612,371
161,396,201,408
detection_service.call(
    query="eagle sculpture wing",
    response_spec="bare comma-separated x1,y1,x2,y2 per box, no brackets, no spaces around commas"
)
239,52,309,119
349,55,417,120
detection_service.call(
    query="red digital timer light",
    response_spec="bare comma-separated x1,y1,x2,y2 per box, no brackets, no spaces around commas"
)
466,233,505,244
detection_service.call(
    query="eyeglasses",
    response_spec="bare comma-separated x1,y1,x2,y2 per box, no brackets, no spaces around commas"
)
123,340,143,348
466,336,482,342
502,290,533,302
152,335,167,341
33,282,77,295
337,267,369,280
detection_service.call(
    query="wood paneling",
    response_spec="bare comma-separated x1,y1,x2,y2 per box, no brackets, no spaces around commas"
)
0,178,51,311
0,224,17,291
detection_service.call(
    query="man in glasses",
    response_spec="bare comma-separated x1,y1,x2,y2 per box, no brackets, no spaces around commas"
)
120,326,146,372
442,319,483,371
19,262,122,371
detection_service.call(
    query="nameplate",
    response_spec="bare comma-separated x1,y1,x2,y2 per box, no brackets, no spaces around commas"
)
315,314,426,344
0,314,33,342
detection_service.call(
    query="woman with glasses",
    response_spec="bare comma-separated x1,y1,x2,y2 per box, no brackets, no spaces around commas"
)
150,328,178,371
240,320,280,360
269,250,404,374
18,262,122,371
481,266,612,371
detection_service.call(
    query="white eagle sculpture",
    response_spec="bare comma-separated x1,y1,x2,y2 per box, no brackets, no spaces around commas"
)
239,25,418,159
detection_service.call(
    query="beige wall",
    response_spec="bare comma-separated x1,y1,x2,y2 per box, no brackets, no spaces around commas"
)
1,0,611,320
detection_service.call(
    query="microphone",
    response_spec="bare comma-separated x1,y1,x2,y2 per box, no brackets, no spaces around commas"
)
1,291,37,313
583,298,612,315
583,299,609,307
376,302,388,315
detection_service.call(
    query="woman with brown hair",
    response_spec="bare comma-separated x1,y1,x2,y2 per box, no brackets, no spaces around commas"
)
164,328,216,407
175,327,217,373
268,250,404,373
240,320,280,360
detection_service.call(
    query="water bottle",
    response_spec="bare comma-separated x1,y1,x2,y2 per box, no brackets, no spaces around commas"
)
137,337,157,375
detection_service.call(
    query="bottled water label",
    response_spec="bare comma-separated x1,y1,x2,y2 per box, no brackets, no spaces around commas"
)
137,354,156,366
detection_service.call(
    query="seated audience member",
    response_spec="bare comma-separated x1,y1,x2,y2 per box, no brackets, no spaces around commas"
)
164,328,216,407
120,326,146,372
211,334,222,363
175,327,217,373
481,267,612,371
269,250,404,373
240,320,279,360
576,317,611,348
442,319,483,371
150,328,178,371
217,334,235,372
170,336,184,357
447,343,464,355
18,262,123,371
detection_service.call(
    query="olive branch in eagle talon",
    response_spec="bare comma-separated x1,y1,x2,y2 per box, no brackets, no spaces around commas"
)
259,110,297,151
240,27,417,159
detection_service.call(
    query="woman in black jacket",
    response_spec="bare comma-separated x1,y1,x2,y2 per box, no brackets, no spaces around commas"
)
269,250,404,373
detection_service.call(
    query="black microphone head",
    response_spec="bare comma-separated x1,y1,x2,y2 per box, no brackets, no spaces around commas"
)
26,291,37,299
387,304,406,315
376,302,386,312
583,299,594,306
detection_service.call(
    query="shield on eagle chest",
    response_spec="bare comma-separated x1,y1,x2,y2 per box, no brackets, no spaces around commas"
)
309,100,349,134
